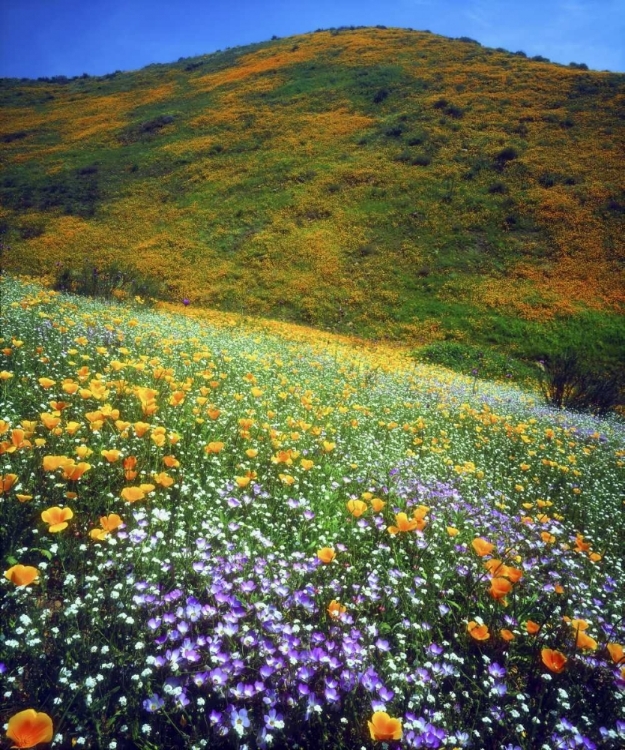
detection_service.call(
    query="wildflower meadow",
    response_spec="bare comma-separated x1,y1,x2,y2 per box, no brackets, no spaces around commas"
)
1,275,624,749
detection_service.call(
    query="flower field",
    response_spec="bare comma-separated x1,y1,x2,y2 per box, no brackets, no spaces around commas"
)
1,275,624,749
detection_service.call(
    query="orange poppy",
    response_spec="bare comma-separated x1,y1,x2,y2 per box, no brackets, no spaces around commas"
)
347,499,367,517
100,513,123,532
133,421,151,437
500,629,515,642
576,631,598,651
40,413,61,430
525,620,541,635
4,564,39,587
121,487,145,503
38,377,56,389
101,449,122,463
317,547,336,564
154,472,175,487
6,709,53,748
62,461,91,481
371,498,386,512
446,526,459,537
467,621,490,641
472,538,495,557
327,600,346,619
368,711,402,741
387,512,419,534
205,441,225,454
163,455,180,468
41,506,74,533
607,643,624,664
1,473,18,494
489,577,513,600
541,648,567,673
300,459,314,470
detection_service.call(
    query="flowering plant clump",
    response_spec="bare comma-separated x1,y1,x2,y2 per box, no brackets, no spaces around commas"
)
1,276,624,749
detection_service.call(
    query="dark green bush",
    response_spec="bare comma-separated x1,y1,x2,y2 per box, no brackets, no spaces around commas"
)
539,352,623,415
412,154,431,166
53,261,164,304
494,146,519,170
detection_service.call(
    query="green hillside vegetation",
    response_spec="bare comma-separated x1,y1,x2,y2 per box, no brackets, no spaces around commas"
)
1,27,624,373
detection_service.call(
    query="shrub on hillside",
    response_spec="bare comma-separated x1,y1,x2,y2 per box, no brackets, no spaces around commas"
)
539,352,623,415
53,262,164,304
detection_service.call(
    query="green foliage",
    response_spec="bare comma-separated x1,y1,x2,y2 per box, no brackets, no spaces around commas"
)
539,351,624,415
412,341,537,384
53,261,164,303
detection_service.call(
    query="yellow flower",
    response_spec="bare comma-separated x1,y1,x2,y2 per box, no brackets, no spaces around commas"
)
41,506,74,533
327,599,346,619
317,547,336,564
368,711,402,741
346,499,367,517
121,486,145,503
4,564,39,586
387,512,419,535
154,472,175,487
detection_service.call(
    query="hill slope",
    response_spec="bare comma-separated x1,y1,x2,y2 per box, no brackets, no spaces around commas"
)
1,27,624,365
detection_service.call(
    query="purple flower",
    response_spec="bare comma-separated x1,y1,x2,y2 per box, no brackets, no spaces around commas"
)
230,707,250,736
142,693,164,713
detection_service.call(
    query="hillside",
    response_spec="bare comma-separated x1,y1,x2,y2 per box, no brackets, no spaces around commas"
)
1,26,624,367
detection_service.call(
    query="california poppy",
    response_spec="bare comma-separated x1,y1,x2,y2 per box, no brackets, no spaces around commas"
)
1,473,18,494
121,487,145,503
467,621,490,641
4,564,39,587
607,643,624,664
347,499,367,517
525,620,541,635
576,631,598,651
368,711,402,741
41,506,74,533
387,512,419,535
154,472,175,487
541,648,567,673
327,600,346,619
489,577,513,600
6,709,53,748
472,538,495,557
101,449,122,463
317,547,336,564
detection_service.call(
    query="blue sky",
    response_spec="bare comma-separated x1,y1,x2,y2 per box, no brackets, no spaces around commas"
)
1,0,623,78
